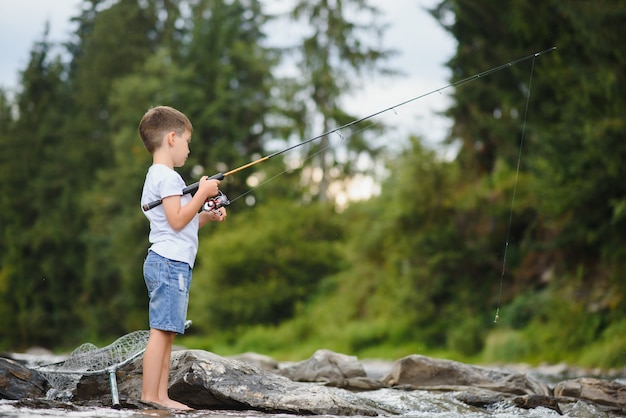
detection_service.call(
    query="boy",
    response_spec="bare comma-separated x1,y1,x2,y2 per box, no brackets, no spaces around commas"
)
138,106,226,410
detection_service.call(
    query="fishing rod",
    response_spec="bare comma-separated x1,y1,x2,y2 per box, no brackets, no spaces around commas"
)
142,46,556,212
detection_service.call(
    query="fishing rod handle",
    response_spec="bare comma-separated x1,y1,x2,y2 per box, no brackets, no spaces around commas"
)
142,172,225,211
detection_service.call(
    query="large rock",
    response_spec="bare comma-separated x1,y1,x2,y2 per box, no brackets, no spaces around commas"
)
168,350,381,415
275,349,386,391
383,354,551,396
0,357,49,400
554,377,626,414
76,349,381,416
278,349,366,382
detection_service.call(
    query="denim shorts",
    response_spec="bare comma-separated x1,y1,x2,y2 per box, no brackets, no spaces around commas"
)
143,251,192,334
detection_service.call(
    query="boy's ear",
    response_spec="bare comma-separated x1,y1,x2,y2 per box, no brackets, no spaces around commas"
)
166,131,177,146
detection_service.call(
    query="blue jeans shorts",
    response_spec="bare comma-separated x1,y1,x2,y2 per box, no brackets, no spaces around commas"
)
143,251,192,334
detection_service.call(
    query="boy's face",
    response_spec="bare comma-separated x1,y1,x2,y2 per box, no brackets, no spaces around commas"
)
171,130,191,167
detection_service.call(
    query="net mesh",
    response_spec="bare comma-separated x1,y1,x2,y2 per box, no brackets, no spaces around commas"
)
36,329,150,400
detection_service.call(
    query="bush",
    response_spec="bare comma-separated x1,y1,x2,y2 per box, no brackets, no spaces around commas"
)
190,200,345,333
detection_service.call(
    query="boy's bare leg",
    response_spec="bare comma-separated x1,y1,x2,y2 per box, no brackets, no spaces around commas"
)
141,329,169,404
156,332,173,401
141,329,191,410
158,332,192,410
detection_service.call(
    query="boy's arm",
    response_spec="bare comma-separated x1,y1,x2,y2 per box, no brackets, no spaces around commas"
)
162,177,220,231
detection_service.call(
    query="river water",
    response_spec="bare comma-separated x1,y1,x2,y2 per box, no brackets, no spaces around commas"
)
0,389,614,418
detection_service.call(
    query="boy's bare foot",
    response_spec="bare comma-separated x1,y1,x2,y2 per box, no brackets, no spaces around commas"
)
162,398,193,411
141,397,193,411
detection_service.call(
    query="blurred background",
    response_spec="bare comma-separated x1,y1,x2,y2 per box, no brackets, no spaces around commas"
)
0,0,624,369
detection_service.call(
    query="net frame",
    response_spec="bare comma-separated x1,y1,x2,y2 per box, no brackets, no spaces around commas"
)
34,320,190,408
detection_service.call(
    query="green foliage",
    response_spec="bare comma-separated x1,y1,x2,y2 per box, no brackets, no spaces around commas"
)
181,0,278,198
189,200,345,333
577,320,626,369
482,329,533,364
482,276,625,367
0,33,88,348
425,0,626,367
497,290,550,330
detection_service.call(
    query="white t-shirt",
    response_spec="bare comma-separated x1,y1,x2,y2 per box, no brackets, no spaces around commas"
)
141,164,199,268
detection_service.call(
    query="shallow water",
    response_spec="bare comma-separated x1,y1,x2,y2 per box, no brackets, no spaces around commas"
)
0,390,612,418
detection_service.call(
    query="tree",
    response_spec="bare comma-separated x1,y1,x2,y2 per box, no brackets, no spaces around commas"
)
285,0,396,202
180,0,279,201
429,1,541,176
0,31,83,347
431,0,626,274
427,0,626,362
71,0,190,337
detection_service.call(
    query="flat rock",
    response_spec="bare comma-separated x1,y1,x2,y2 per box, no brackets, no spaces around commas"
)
167,350,381,415
0,357,49,400
383,354,551,396
554,377,626,413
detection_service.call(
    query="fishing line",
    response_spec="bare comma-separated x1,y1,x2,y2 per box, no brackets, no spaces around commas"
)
493,50,544,324
143,47,556,212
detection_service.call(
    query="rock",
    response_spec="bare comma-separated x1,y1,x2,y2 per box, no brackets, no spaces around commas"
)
169,349,379,397
0,357,49,400
554,377,626,414
326,376,388,391
512,394,563,415
481,370,552,396
167,350,381,415
277,349,367,382
14,398,80,410
382,355,551,396
76,372,116,401
75,358,143,403
454,392,507,408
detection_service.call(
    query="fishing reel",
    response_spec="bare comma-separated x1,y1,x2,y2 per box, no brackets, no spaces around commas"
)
202,190,230,213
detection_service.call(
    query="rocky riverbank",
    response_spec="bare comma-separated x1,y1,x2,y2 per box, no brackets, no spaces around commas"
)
2,349,625,416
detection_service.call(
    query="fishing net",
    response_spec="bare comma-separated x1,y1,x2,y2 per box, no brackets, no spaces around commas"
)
35,329,150,403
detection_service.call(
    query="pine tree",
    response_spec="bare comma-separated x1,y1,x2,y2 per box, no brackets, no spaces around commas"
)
285,0,396,202
0,30,81,346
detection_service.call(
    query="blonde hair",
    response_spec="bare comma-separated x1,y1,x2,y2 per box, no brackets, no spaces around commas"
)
138,106,193,153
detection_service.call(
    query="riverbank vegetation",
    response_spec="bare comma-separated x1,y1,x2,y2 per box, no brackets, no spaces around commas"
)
1,0,624,369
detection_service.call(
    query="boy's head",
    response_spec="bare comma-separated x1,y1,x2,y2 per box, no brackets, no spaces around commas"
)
139,106,193,154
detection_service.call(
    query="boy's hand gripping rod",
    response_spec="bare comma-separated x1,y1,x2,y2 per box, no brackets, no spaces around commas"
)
142,46,556,213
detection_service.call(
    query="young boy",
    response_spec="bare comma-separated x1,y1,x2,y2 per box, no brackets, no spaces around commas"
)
138,105,226,410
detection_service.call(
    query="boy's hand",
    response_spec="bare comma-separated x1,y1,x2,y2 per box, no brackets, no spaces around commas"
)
198,176,220,199
209,207,227,222
199,207,227,227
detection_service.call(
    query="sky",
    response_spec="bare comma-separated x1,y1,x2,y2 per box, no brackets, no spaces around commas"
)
0,0,457,146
